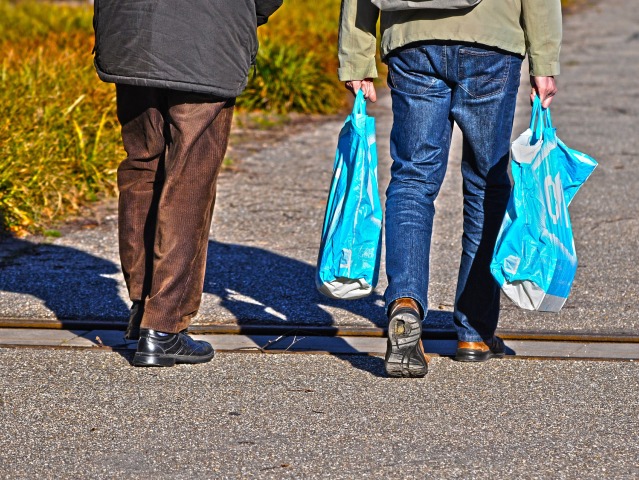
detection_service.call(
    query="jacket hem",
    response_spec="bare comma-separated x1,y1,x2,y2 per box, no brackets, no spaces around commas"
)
528,61,560,77
96,69,242,99
380,33,526,60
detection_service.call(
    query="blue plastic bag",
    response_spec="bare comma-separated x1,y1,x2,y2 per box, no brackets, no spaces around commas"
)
316,90,383,299
490,97,597,312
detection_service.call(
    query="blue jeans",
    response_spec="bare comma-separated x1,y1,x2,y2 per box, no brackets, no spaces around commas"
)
384,42,522,342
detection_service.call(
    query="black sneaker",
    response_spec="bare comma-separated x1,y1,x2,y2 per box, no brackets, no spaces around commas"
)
132,329,215,367
124,301,143,341
384,299,428,378
455,336,505,362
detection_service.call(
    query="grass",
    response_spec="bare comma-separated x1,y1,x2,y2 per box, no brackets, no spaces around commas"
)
0,3,121,235
238,38,342,114
0,0,585,235
239,0,344,113
0,0,345,235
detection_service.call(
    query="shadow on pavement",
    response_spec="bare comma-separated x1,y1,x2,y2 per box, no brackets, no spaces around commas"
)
0,238,130,327
202,241,456,376
334,354,386,378
203,240,455,326
0,237,131,360
204,240,386,328
204,240,391,375
0,237,459,375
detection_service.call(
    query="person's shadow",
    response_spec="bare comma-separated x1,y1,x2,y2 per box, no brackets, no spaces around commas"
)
204,240,455,330
0,237,460,375
0,237,129,323
202,240,457,376
201,240,385,375
0,237,132,358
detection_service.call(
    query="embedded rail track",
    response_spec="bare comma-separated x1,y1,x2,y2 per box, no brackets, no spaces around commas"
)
0,317,637,361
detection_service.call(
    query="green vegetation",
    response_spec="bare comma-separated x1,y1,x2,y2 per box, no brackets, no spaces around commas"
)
240,0,343,113
0,2,121,235
0,0,344,235
0,0,580,234
238,38,342,114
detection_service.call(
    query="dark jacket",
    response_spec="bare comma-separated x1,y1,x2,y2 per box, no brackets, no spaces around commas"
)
93,0,282,98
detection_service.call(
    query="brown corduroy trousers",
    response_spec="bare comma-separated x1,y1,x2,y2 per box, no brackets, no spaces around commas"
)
115,84,234,333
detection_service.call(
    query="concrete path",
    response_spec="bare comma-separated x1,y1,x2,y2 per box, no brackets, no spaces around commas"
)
1,0,638,338
0,347,638,478
3,328,639,360
1,1,639,478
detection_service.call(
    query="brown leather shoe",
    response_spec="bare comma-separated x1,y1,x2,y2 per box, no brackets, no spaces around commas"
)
385,298,428,378
455,336,505,362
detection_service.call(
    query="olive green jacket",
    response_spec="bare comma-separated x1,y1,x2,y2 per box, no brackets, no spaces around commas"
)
338,0,562,80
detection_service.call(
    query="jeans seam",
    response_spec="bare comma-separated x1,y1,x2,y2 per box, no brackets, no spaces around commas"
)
389,68,437,96
443,45,447,79
458,54,511,99
389,49,439,96
458,48,502,57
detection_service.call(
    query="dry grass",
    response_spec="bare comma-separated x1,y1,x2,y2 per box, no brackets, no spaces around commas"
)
0,0,586,234
0,0,344,235
0,2,121,235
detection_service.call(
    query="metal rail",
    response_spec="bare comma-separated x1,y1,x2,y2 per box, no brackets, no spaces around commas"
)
1,316,638,344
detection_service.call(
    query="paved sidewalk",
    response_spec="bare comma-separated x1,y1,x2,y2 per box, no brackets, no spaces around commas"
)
1,1,639,478
2,328,638,360
0,348,638,478
1,0,638,338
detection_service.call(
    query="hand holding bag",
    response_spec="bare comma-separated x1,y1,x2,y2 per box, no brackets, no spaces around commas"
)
316,90,383,300
490,97,597,312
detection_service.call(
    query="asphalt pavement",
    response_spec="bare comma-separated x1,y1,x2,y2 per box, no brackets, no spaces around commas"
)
1,0,638,338
1,0,638,477
0,348,638,478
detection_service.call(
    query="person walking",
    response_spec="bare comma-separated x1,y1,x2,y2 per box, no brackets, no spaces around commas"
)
93,0,282,367
338,0,562,377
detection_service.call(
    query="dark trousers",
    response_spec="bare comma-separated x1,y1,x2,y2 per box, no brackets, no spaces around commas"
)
115,84,234,333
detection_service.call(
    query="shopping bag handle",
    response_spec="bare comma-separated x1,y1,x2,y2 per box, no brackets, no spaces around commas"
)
352,89,367,116
530,96,553,143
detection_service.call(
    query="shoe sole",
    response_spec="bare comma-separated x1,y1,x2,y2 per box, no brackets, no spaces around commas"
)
385,311,428,378
132,351,215,367
454,349,505,362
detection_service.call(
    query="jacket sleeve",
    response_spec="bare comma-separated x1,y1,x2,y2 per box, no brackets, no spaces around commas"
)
521,0,562,76
337,0,380,81
255,0,283,26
